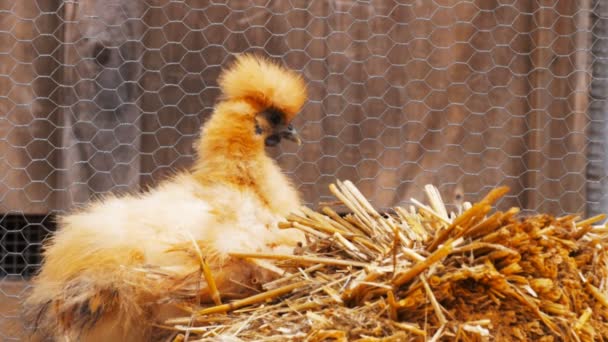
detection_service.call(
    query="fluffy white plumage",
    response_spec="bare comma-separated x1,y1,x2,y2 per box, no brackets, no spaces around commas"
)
62,176,299,266
24,54,308,341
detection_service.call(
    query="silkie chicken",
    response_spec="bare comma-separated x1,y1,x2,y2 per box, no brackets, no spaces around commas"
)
24,54,308,341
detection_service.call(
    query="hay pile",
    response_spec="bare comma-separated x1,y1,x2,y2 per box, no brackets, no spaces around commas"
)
164,181,608,341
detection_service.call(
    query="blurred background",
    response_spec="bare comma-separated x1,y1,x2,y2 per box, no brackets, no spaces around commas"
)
0,0,607,338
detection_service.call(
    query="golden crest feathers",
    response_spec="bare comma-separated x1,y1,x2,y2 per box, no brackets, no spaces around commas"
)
218,54,307,121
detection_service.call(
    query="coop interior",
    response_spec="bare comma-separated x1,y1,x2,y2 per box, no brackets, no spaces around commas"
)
0,0,607,341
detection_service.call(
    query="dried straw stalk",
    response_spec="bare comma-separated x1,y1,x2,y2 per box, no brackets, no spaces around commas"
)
159,181,608,341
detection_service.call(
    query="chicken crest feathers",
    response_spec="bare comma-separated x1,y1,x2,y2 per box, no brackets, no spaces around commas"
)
218,54,307,121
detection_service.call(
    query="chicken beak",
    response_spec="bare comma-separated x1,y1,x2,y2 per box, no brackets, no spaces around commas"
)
280,125,302,145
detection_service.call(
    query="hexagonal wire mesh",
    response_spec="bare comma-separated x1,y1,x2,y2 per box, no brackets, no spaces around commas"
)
0,0,607,338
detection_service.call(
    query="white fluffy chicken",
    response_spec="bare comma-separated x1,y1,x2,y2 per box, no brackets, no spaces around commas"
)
24,54,307,341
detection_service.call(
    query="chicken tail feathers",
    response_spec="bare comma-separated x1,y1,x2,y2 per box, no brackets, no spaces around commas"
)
22,274,166,341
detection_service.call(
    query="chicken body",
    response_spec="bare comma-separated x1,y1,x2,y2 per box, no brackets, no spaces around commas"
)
24,54,307,341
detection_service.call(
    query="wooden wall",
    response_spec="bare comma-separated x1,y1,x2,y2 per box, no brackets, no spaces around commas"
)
0,0,596,215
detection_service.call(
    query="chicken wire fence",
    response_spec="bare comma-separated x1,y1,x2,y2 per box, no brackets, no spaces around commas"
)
0,0,607,338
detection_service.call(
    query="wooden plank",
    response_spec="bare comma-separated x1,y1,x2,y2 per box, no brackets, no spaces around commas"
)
139,0,208,187
270,1,331,206
586,0,607,217
55,0,145,210
0,0,62,214
526,1,591,214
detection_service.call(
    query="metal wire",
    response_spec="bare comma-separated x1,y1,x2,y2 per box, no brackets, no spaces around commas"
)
0,1,607,339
